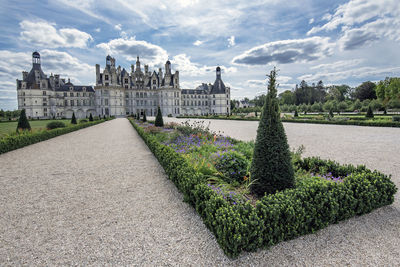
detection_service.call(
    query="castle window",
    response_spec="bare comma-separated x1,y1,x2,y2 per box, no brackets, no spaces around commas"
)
213,100,216,105
227,100,229,105
77,92,80,97
83,92,86,97
105,82,109,86
105,99,109,105
22,92,25,96
70,87,73,91
64,92,67,97
125,78,128,83
42,91,46,96
70,92,74,97
65,100,68,106
43,98,46,102
213,95,215,98
136,92,139,97
152,80,156,84
144,93,147,97
125,85,128,89
70,100,74,106
83,87,86,91
105,75,109,80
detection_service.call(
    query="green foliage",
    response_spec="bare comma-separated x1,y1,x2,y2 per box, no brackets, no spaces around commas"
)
79,119,88,124
71,112,77,124
214,150,249,184
16,109,31,131
1,119,109,154
354,81,377,101
142,111,147,122
392,116,400,122
294,109,298,117
129,118,397,258
366,106,374,118
329,109,334,118
251,68,294,196
155,106,164,127
89,113,93,121
46,121,66,129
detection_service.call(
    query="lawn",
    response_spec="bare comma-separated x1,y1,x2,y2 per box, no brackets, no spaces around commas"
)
0,120,71,137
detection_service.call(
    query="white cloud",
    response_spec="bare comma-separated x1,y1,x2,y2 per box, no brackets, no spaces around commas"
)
19,20,93,48
114,24,122,31
310,59,364,71
95,28,101,32
232,37,334,65
171,53,237,77
53,0,111,24
309,18,314,24
228,36,236,47
96,36,168,67
193,40,203,46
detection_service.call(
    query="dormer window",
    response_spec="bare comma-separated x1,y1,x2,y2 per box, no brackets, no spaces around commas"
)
105,75,109,80
70,86,73,91
83,87,86,92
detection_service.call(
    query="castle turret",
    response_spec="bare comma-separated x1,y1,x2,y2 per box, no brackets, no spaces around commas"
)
136,56,141,72
96,64,100,85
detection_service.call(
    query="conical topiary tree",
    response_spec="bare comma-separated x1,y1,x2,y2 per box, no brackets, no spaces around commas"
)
329,109,334,118
89,113,93,121
16,109,31,132
142,111,147,122
250,67,294,196
155,106,164,127
71,112,77,124
294,109,298,117
137,112,140,120
366,105,374,118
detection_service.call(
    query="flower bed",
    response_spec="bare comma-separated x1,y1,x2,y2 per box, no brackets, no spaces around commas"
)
129,118,397,257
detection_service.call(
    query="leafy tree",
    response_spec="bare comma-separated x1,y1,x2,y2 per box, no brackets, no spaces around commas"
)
155,106,164,127
71,112,77,124
142,111,147,122
329,109,334,118
366,106,374,118
354,81,377,101
352,99,362,111
338,101,348,112
279,90,295,105
89,113,93,121
250,67,294,196
16,109,31,132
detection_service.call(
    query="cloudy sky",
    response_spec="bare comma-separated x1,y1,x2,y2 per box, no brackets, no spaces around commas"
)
1,0,399,110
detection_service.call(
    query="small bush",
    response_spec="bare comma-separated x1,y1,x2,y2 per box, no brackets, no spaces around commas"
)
89,113,93,121
214,150,249,184
79,119,88,124
16,109,31,132
46,121,66,129
366,106,374,118
393,116,400,122
168,114,173,117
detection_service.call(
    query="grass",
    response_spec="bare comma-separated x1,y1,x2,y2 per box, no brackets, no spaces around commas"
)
0,119,71,138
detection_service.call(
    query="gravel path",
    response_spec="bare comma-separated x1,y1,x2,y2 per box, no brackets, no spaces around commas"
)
1,118,399,265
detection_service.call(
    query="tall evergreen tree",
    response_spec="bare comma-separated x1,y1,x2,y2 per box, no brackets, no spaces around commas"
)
155,106,164,127
366,105,374,118
71,112,77,124
16,109,31,132
89,113,93,121
142,111,147,122
250,68,294,196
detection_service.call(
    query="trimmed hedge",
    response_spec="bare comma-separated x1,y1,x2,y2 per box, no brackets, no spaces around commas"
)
0,119,111,154
129,119,397,257
176,115,400,127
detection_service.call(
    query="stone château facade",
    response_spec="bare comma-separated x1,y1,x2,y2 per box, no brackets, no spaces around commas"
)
17,52,230,118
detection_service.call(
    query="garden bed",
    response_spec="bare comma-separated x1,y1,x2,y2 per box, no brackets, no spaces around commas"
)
129,118,397,257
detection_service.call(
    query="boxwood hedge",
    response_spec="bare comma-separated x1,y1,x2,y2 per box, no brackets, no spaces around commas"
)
0,118,112,154
129,119,397,257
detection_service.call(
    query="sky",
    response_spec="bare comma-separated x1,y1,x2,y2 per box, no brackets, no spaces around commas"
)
0,0,399,110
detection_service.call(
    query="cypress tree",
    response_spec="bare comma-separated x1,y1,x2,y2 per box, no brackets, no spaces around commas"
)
366,106,374,118
137,112,140,120
329,109,334,118
155,106,164,127
250,68,294,196
89,113,93,121
294,109,298,117
383,108,387,115
255,111,258,117
142,111,147,122
71,112,77,124
16,109,31,132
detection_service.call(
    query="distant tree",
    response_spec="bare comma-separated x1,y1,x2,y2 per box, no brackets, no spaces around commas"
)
16,109,31,132
279,90,295,105
142,111,147,122
89,113,93,121
250,67,294,196
352,99,362,111
155,106,164,127
338,101,348,112
329,109,334,118
71,112,77,124
354,81,377,101
366,106,374,118
294,109,299,117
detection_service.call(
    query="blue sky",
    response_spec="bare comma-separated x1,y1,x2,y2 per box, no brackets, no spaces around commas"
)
1,0,400,110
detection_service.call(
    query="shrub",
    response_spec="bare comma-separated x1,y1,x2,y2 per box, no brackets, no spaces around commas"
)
89,113,93,121
393,116,400,122
168,114,173,117
366,106,374,118
71,112,77,124
46,121,66,129
250,68,294,196
214,150,249,183
155,106,164,127
329,109,334,118
79,119,88,124
294,109,298,117
16,109,31,132
142,111,147,122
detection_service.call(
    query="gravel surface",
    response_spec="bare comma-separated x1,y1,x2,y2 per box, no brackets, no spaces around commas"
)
1,118,399,266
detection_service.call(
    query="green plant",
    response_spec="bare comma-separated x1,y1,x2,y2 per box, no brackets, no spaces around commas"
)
294,109,298,117
79,119,88,124
71,112,77,124
329,109,334,118
142,111,147,122
16,109,31,132
155,106,164,127
250,68,294,196
393,116,400,122
46,121,66,129
214,150,249,184
89,113,93,121
366,106,374,118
